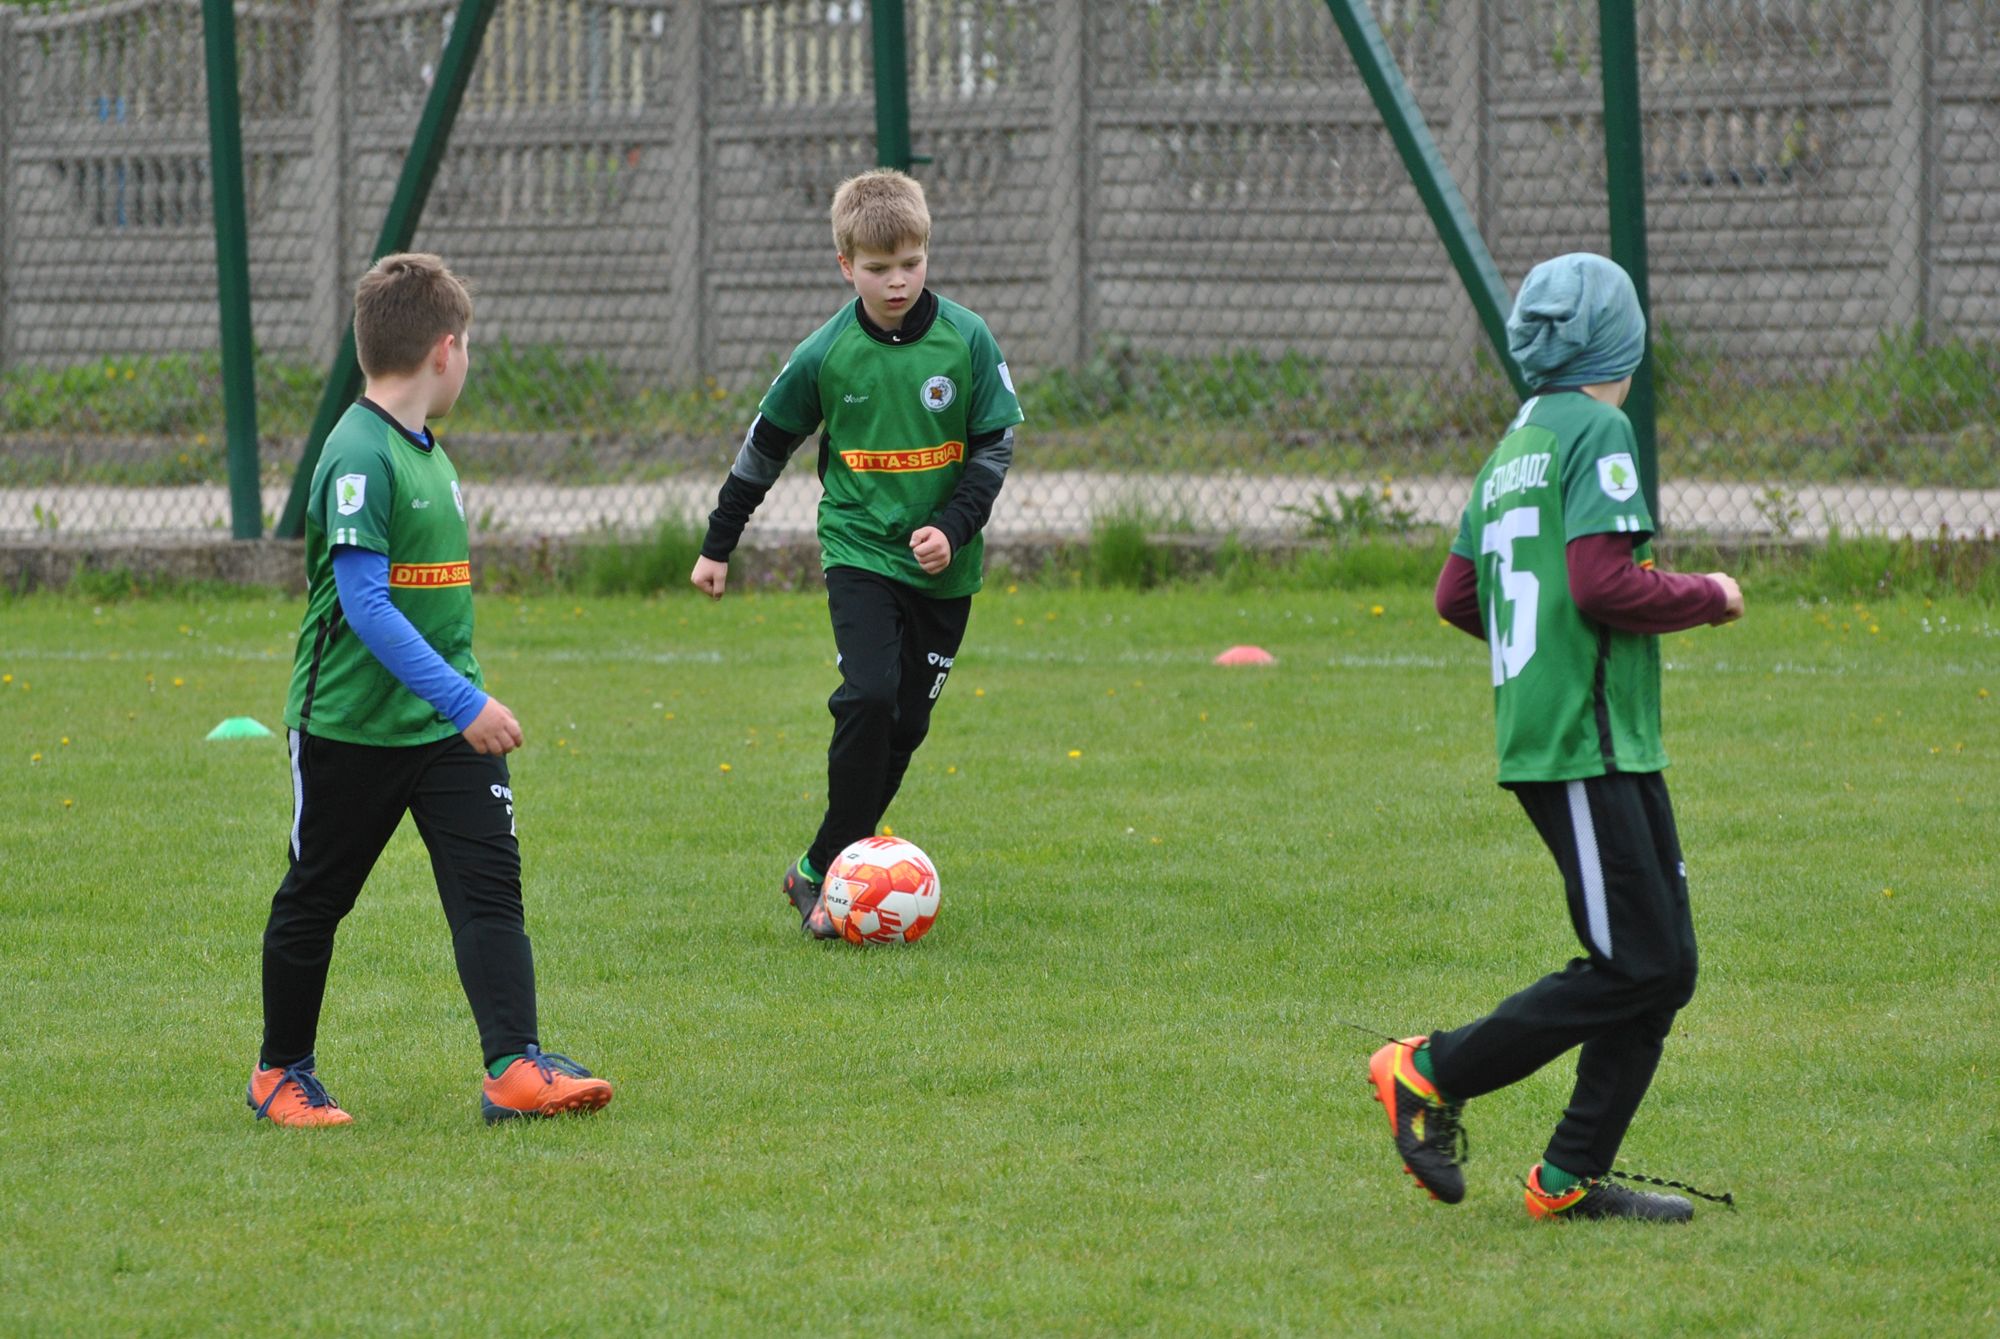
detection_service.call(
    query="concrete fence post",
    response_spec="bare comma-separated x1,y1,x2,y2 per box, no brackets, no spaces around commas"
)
306,0,350,366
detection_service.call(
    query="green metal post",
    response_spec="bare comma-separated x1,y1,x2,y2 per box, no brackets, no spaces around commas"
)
201,0,262,539
1599,0,1659,525
870,0,911,171
1318,0,1527,397
277,0,501,539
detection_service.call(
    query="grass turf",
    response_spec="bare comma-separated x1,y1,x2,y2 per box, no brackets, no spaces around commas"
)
1,582,1994,1335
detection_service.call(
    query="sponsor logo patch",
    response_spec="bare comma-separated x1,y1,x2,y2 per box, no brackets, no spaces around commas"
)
335,473,367,515
1597,453,1640,501
840,442,964,473
388,560,472,588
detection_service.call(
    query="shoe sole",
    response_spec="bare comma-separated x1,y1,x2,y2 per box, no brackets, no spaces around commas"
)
481,1085,613,1125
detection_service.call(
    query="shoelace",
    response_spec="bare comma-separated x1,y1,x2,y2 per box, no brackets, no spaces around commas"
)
1608,1166,1734,1207
1419,1101,1470,1167
520,1044,593,1082
256,1061,339,1118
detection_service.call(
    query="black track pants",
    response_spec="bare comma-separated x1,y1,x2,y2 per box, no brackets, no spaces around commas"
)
805,566,971,874
1425,770,1699,1178
260,729,538,1070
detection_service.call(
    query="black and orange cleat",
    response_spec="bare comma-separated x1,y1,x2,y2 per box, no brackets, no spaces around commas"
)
480,1045,613,1124
1367,1036,1467,1204
247,1057,354,1128
1524,1165,1694,1223
785,858,842,939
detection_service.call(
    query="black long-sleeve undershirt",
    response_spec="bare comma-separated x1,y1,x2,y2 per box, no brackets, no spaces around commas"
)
700,416,1014,563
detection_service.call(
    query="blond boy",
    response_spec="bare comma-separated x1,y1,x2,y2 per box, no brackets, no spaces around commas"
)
691,170,1024,936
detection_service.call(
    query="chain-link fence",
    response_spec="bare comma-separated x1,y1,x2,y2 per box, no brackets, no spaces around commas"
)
2,0,1996,543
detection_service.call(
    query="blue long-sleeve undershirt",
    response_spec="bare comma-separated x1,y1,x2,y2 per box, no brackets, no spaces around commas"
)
331,546,488,731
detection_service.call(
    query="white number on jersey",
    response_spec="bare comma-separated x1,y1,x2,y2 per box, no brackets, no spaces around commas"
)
1480,505,1541,685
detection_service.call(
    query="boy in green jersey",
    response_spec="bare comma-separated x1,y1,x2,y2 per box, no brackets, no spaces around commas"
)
1368,254,1744,1220
690,169,1023,937
250,253,612,1126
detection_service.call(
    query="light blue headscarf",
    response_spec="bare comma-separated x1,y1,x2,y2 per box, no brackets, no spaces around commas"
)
1505,253,1646,389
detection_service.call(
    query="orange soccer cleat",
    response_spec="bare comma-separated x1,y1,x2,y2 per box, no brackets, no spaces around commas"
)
1367,1036,1467,1204
1524,1164,1694,1223
480,1045,614,1124
247,1058,354,1127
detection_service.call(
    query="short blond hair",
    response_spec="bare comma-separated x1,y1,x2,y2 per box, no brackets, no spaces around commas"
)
830,169,931,258
353,252,473,378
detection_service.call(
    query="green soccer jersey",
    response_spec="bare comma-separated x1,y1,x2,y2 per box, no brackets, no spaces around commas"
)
758,293,1024,597
284,402,480,746
1450,391,1666,782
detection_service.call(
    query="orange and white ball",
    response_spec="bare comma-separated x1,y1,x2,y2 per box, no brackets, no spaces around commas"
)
823,837,941,945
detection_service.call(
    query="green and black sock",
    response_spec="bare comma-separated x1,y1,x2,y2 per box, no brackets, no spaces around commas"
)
1411,1042,1454,1104
1537,1162,1584,1195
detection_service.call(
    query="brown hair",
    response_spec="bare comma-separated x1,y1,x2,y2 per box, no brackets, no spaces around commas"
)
830,169,931,259
352,252,473,378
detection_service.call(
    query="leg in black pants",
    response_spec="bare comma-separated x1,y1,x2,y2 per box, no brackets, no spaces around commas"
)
1425,770,1698,1178
806,566,971,874
262,731,539,1071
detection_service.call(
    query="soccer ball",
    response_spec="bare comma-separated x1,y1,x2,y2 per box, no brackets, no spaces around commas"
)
823,836,941,945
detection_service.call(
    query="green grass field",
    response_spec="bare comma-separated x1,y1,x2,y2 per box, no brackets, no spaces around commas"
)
2,580,1995,1335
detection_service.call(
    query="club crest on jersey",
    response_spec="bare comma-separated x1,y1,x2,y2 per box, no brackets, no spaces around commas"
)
1597,453,1640,501
920,376,956,412
335,473,367,515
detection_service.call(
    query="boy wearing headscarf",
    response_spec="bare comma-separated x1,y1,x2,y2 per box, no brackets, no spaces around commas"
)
1368,254,1744,1221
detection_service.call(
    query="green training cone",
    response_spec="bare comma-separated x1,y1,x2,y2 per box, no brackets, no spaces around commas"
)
206,717,275,741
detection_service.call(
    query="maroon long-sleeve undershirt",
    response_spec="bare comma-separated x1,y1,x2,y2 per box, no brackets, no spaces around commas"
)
1434,532,1727,639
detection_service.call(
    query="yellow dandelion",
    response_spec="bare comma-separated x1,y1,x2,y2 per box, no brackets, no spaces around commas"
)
973,688,986,698
172,678,184,688
1979,688,1990,700
1014,617,1025,626
880,825,893,836
719,763,732,773
1882,888,1894,898
124,368,136,380
1006,584,1018,594
63,798,75,808
1199,711,1208,721
946,766,958,775
30,752,42,764
60,737,69,746
195,433,209,447
1869,625,1879,635
1370,604,1385,616
1,674,9,684
557,738,568,748
1067,749,1082,758
1106,689,1116,697
664,712,676,720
